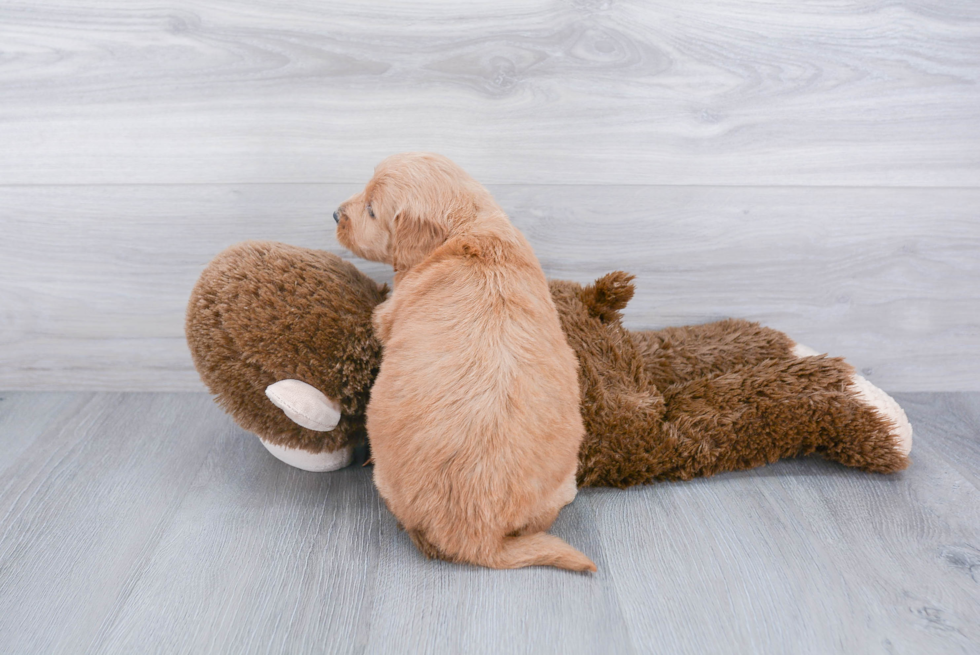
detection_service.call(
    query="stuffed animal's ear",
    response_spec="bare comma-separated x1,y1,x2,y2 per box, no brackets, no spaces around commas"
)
390,209,448,273
580,271,636,323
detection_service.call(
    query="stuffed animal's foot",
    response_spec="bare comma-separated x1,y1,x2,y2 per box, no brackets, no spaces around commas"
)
793,343,912,457
258,439,354,472
848,374,913,456
265,379,342,431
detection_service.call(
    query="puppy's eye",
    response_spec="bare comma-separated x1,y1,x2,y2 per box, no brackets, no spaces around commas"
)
367,205,375,219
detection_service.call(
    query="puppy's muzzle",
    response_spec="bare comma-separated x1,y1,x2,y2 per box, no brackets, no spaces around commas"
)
333,210,340,224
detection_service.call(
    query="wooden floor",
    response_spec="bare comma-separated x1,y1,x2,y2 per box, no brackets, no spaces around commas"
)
0,391,977,654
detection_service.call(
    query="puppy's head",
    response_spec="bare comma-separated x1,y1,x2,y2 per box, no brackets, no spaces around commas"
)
335,153,480,272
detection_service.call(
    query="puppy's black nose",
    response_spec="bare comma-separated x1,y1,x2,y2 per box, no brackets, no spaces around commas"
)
333,210,340,224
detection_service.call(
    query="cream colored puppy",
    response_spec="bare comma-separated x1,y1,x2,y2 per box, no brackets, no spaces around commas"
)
335,153,594,572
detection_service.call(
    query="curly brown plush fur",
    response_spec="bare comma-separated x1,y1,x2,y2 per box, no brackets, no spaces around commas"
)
186,241,385,453
186,242,910,486
558,275,908,487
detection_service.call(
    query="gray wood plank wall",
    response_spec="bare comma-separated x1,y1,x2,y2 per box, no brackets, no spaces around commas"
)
1,1,978,391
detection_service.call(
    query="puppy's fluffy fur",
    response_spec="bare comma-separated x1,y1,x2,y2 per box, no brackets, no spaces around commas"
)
336,153,594,572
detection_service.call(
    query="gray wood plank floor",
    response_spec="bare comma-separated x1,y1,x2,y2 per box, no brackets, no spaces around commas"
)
1,391,978,654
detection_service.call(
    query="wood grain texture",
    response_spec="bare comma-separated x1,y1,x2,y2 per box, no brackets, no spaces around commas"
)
1,1,978,185
90,426,384,653
0,392,978,654
587,394,980,653
0,392,79,478
361,498,632,654
0,393,222,654
2,184,977,391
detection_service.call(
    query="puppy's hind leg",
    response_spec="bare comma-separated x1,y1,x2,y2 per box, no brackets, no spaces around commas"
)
407,528,450,561
520,472,579,535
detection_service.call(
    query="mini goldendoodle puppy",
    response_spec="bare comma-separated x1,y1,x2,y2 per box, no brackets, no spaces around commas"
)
335,153,595,572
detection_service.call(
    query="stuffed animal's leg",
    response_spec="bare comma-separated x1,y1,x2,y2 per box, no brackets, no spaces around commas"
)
578,353,911,488
635,319,798,389
657,355,911,480
790,344,912,458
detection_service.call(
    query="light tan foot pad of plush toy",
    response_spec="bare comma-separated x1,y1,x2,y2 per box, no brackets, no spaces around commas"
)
793,343,913,456
262,379,352,472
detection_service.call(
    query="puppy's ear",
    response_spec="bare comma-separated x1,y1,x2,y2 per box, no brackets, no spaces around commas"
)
390,209,448,273
580,271,635,323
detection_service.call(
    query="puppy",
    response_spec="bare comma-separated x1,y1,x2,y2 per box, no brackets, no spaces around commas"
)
335,153,595,572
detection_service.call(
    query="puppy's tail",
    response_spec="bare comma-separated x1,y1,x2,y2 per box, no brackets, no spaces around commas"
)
486,533,597,573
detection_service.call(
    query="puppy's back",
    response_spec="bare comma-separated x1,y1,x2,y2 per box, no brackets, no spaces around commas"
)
368,231,592,571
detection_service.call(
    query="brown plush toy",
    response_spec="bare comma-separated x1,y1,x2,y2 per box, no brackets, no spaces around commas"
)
186,240,912,486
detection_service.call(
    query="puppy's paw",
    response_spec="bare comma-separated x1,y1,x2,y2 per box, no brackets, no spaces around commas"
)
266,379,342,432
258,439,354,472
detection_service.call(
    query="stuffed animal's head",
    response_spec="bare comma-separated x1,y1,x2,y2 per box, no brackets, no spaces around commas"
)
187,241,388,454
